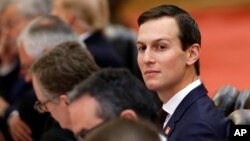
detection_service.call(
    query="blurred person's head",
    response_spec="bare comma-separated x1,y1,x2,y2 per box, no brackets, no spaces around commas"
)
0,0,51,71
84,118,160,141
30,41,98,129
136,5,201,102
1,0,52,40
68,68,158,138
52,0,109,34
17,15,80,82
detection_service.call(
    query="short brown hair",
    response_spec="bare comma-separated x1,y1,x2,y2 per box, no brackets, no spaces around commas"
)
30,41,99,99
85,118,160,141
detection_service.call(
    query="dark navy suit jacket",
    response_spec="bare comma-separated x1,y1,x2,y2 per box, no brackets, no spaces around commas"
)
164,84,230,141
84,31,124,68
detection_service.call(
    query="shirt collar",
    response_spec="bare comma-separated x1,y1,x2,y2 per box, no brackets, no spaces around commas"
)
78,31,93,41
162,79,202,115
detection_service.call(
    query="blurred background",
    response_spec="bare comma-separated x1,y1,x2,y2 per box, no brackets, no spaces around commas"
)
111,0,250,97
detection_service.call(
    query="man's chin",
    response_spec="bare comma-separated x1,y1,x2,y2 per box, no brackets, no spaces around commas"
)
145,82,159,91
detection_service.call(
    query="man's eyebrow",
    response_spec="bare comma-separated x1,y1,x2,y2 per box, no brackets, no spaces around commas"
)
136,38,171,45
136,41,144,45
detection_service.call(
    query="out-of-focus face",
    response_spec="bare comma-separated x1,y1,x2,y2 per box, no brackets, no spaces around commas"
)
137,17,188,97
69,94,104,137
17,44,34,82
0,4,28,65
1,4,27,40
32,75,72,129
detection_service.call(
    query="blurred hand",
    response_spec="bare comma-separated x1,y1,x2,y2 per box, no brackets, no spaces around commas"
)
7,112,33,141
0,97,9,117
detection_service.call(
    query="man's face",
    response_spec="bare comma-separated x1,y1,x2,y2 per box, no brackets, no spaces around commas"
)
69,94,104,137
137,17,188,96
1,4,27,40
32,75,72,129
0,4,28,65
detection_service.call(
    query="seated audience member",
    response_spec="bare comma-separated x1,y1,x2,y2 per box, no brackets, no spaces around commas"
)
0,0,52,141
52,0,123,68
17,15,83,140
228,109,250,125
29,41,98,139
104,0,141,77
67,68,159,140
213,85,239,116
84,118,161,141
234,90,250,110
136,4,230,141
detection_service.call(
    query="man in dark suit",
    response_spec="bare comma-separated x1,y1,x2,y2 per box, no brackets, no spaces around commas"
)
16,15,82,141
83,30,123,68
0,0,52,141
53,0,124,68
136,4,230,141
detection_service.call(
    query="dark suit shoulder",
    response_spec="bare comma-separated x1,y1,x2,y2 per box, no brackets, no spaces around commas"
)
167,84,230,141
84,31,124,68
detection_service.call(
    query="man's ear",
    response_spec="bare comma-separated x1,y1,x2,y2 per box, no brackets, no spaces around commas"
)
66,15,76,26
186,43,200,66
120,109,138,121
59,94,69,106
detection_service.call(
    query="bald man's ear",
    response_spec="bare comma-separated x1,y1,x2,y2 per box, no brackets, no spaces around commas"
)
186,43,200,66
120,109,138,121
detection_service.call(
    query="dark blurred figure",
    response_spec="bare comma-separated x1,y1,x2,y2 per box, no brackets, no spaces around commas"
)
107,0,127,24
213,85,239,116
105,0,140,78
234,90,250,110
0,0,52,141
52,0,123,68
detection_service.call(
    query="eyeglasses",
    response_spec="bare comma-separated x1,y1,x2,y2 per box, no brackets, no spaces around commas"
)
33,99,52,113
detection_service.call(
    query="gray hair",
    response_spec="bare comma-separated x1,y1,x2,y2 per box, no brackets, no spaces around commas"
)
17,15,82,58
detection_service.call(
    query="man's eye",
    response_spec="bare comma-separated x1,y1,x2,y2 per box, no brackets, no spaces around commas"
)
137,46,146,52
158,45,166,50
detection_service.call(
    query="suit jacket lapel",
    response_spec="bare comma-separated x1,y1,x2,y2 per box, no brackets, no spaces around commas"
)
164,84,208,137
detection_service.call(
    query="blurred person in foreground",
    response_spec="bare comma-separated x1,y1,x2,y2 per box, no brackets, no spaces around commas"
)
136,4,230,141
67,68,161,140
16,15,83,141
0,0,52,140
84,118,161,141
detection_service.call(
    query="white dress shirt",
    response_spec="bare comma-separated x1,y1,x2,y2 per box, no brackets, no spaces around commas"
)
162,79,202,128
